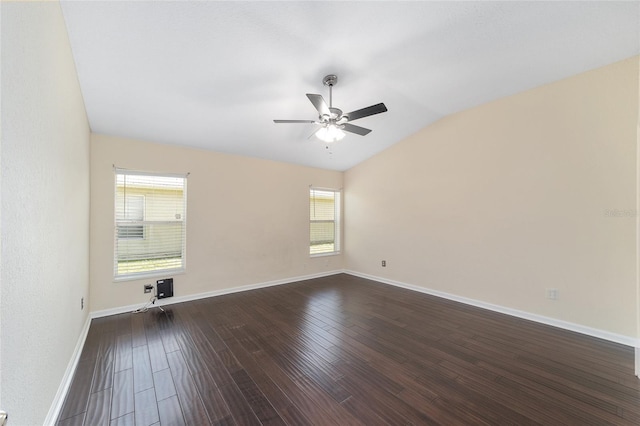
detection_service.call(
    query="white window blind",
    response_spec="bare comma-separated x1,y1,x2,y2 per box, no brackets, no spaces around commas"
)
115,169,187,279
310,188,341,255
116,195,144,239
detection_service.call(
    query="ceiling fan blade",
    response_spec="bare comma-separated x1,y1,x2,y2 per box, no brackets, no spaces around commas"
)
274,120,317,124
344,103,387,122
306,94,331,117
342,123,372,136
308,128,321,140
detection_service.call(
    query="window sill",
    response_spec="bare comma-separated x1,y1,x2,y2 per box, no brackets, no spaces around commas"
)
310,251,341,258
114,268,185,283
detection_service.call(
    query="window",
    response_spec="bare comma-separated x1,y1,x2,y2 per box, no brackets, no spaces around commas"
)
115,169,187,279
310,188,341,255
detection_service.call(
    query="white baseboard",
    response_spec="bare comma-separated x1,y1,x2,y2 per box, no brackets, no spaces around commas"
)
91,270,344,318
43,314,92,425
345,270,640,348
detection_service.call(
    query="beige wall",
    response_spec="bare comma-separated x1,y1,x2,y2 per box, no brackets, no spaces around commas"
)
345,57,639,338
1,1,91,424
90,134,343,312
636,59,640,371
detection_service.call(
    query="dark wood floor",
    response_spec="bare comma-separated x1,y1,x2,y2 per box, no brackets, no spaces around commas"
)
57,274,640,425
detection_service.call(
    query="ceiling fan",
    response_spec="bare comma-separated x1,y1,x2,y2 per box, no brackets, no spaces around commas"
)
274,74,388,143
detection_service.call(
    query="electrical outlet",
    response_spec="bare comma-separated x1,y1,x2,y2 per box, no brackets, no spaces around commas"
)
81,297,84,310
546,288,558,300
382,260,386,267
144,284,153,294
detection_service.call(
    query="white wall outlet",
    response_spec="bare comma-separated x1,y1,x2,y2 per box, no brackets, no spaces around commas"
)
546,288,559,300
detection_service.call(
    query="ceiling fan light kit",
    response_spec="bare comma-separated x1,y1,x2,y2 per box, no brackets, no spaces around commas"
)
274,74,388,144
316,125,345,143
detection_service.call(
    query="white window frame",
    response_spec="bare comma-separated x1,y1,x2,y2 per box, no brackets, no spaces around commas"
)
309,187,341,257
114,169,188,281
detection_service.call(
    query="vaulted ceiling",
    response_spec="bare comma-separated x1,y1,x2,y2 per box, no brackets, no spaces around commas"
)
60,1,640,171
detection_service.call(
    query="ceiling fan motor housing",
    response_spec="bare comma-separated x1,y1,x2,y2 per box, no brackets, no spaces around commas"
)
328,107,343,120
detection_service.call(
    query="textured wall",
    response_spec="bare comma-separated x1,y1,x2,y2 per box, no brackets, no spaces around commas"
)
90,134,343,312
1,2,91,424
345,57,639,337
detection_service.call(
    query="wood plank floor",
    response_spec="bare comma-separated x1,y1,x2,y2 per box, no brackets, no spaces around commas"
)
57,274,640,425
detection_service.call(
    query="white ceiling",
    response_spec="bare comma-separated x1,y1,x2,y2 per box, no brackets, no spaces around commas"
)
60,1,640,171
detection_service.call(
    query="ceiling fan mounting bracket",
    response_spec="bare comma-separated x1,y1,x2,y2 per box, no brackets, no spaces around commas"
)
322,74,338,87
